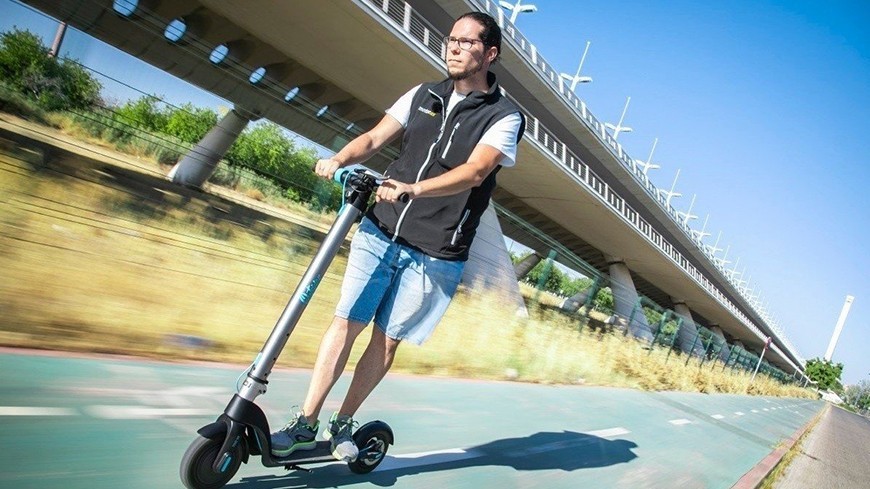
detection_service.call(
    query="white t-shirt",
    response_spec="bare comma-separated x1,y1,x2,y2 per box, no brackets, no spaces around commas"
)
385,84,522,167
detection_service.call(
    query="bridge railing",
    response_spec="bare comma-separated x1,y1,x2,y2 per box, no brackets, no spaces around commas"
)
360,0,805,367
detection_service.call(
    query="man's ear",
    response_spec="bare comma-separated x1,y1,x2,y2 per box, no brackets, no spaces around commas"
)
486,46,498,64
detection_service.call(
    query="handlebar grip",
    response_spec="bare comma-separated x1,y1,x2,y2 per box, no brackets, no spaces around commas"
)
333,167,351,184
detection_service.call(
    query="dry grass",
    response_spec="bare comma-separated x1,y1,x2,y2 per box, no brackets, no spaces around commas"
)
0,118,815,400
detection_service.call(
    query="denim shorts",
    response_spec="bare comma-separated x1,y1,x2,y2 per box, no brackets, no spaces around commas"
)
335,217,465,345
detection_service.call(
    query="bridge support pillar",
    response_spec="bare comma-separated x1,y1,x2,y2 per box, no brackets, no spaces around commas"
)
463,204,527,316
168,107,258,187
707,324,730,361
670,299,705,356
605,255,653,341
513,251,542,280
731,339,746,359
561,277,602,313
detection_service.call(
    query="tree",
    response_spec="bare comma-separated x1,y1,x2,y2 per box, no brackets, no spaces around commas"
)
805,358,844,392
225,122,337,208
164,103,217,144
0,28,101,110
115,95,167,133
592,287,614,313
522,258,565,294
562,277,593,297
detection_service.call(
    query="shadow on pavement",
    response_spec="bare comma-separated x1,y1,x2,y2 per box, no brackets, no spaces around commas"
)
227,430,638,488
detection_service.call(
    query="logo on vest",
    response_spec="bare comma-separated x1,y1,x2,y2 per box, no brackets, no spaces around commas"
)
417,106,438,117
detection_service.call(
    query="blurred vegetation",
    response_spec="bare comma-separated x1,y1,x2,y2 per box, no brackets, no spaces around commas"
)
0,27,340,211
510,251,615,312
0,28,101,111
805,358,844,393
0,28,815,399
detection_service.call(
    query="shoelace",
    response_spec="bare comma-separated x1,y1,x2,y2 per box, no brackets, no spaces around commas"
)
280,407,312,433
333,417,359,438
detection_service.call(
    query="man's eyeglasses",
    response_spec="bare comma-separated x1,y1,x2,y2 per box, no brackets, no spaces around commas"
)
442,36,483,51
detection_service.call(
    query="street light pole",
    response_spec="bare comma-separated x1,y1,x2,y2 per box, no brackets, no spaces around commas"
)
560,41,593,91
605,96,633,140
751,337,772,382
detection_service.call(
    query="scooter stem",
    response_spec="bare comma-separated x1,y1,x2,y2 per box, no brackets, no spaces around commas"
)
238,176,371,402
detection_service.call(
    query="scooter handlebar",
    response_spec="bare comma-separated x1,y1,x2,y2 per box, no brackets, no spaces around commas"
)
323,166,409,203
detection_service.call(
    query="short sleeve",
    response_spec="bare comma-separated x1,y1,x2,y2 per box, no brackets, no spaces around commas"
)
478,112,523,167
384,84,422,128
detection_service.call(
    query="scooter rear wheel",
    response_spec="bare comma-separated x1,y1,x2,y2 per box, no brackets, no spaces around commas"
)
349,424,392,474
180,434,244,489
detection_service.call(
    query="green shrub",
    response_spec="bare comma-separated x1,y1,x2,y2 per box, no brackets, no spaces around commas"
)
0,80,49,123
0,28,101,111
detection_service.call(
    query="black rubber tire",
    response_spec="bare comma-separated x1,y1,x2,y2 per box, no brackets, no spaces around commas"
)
179,434,244,489
348,426,391,474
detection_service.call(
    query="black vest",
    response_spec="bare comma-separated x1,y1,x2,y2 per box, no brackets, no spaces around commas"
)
368,72,525,261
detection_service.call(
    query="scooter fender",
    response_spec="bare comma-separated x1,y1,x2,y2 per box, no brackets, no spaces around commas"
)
355,420,395,445
197,416,251,465
197,419,227,440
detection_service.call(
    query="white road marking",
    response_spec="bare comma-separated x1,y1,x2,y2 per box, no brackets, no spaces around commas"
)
86,405,213,419
669,419,693,425
587,427,631,438
735,412,745,416
751,409,759,413
0,406,77,416
711,414,725,420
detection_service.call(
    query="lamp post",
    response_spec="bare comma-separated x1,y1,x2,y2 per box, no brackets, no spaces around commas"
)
560,41,593,91
605,96,633,140
499,0,538,24
635,137,661,175
751,337,773,381
658,168,682,208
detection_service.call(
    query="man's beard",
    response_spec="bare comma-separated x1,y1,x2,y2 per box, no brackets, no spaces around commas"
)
448,59,484,81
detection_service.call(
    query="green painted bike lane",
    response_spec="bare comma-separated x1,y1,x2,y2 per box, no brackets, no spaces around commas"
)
0,351,823,488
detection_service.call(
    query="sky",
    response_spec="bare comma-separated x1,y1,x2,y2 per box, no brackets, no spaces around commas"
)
1,0,867,384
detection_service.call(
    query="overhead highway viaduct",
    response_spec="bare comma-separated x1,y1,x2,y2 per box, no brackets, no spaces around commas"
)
19,0,806,376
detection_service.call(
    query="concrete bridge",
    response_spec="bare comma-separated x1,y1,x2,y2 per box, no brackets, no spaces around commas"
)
20,0,806,377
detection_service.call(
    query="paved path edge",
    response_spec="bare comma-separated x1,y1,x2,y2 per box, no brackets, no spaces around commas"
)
730,402,827,489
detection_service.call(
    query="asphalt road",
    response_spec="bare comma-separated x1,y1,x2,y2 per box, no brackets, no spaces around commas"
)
774,404,870,489
0,350,824,488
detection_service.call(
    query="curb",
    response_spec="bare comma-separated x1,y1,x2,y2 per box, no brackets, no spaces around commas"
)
731,403,827,489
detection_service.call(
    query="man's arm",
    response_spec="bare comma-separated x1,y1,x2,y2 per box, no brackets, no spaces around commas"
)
376,144,505,202
314,115,404,180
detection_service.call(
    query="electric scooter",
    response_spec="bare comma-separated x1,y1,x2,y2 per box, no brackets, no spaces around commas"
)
180,166,400,489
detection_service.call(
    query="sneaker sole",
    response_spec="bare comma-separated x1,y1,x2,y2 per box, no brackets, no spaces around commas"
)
271,440,317,458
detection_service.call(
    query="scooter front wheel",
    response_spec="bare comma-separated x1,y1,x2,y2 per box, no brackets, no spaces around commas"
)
180,434,244,489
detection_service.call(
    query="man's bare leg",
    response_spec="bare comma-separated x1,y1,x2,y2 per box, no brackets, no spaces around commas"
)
339,326,400,416
301,316,367,423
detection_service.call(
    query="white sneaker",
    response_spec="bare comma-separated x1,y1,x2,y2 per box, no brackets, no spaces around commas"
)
323,411,359,462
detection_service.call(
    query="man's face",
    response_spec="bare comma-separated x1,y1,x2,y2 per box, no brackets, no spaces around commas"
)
445,18,495,81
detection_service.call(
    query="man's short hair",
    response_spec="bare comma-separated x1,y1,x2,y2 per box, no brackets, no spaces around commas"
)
457,12,502,62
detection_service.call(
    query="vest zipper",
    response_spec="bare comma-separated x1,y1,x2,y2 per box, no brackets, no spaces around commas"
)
450,208,471,246
392,90,447,241
440,122,461,159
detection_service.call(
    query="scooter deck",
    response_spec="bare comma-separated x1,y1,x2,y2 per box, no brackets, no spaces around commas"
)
271,441,337,465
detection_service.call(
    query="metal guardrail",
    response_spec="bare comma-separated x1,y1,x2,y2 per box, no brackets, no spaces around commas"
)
360,0,804,368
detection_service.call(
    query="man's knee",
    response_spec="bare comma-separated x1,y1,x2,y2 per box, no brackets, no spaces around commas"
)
330,316,367,335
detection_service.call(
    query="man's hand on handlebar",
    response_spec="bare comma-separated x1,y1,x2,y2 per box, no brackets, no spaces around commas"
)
314,158,342,180
376,179,415,203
